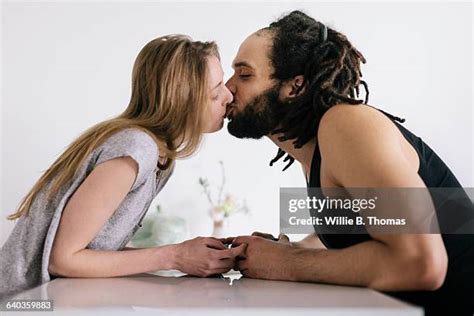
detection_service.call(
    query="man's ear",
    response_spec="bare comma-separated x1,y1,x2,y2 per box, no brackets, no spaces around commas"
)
279,75,306,100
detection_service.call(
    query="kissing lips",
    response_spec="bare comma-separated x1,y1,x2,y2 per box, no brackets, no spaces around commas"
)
225,105,235,120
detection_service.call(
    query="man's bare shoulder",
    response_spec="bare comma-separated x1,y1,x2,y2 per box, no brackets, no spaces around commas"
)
318,103,400,149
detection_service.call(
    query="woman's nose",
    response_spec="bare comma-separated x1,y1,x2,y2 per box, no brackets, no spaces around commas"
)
223,85,233,105
225,77,236,94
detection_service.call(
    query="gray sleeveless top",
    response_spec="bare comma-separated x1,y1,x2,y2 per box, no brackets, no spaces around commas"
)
0,128,174,299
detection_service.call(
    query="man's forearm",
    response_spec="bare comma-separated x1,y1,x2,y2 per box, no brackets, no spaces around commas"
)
287,239,438,291
291,234,326,249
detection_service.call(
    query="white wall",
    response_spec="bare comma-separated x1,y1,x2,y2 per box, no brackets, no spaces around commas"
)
0,0,3,246
2,1,472,245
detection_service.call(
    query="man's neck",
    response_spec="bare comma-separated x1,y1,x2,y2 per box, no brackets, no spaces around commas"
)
267,133,316,177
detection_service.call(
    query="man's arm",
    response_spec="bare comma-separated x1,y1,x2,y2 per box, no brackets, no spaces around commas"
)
234,105,448,291
291,234,326,249
248,232,325,249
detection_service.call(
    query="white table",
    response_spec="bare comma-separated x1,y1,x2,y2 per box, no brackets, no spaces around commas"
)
4,271,423,315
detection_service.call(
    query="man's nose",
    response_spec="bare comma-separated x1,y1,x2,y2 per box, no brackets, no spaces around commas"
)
225,77,236,95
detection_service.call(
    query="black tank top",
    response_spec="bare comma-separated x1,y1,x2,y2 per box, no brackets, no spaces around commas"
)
306,107,474,313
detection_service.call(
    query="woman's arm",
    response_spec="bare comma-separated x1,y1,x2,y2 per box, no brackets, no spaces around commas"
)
49,157,242,278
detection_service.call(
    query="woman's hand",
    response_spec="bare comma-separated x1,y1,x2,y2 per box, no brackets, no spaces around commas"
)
172,237,246,277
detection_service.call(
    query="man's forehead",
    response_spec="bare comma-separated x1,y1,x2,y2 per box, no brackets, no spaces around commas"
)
232,33,272,70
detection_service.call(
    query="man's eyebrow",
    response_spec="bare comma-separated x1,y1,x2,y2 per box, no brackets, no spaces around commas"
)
232,61,254,70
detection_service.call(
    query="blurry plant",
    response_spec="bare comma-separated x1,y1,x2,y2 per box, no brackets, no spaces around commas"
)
130,204,188,247
199,161,250,223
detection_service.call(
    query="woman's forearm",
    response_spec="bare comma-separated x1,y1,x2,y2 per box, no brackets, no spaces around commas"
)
49,244,177,278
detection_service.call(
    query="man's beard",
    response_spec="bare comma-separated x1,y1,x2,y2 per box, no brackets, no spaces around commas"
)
227,86,285,139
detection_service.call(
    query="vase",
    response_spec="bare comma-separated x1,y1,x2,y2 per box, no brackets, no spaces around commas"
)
211,219,228,238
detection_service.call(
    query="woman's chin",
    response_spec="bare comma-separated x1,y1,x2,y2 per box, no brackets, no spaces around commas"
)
204,120,224,134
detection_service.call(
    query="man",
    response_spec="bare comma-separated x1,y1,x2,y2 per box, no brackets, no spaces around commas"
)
224,10,473,315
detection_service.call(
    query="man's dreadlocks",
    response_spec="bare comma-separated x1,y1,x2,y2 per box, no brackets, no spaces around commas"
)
264,11,404,171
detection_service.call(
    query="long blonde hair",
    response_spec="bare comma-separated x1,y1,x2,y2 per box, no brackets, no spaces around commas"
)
8,34,219,220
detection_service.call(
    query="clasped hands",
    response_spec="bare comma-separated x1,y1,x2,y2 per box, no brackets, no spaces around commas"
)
174,232,295,280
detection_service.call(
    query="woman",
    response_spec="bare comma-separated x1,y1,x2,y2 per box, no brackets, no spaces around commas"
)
0,34,244,299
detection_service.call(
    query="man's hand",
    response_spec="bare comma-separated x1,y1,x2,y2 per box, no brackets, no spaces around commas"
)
173,237,246,277
231,235,297,280
250,232,291,244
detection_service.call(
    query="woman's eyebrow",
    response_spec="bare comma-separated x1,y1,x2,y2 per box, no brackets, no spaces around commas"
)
212,81,222,90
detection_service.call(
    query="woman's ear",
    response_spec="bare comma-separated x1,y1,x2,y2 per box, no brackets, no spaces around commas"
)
279,75,306,100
